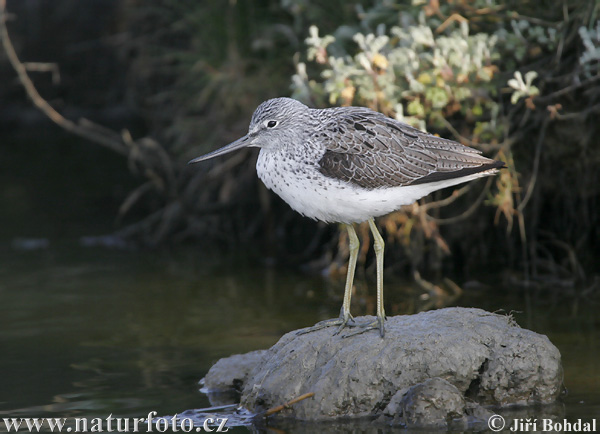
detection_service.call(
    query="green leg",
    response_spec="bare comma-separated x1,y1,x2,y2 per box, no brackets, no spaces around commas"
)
368,218,387,337
337,223,359,330
297,224,359,335
343,218,386,338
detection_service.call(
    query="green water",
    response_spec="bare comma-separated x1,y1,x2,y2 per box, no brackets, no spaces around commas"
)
1,243,599,432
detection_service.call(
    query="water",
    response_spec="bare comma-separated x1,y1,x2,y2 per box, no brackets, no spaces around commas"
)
1,242,598,432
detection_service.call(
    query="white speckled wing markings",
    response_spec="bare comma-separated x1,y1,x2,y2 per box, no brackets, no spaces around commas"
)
313,107,504,190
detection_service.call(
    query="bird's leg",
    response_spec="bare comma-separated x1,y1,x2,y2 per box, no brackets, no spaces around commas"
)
297,224,359,335
335,223,359,332
369,218,387,336
343,218,386,338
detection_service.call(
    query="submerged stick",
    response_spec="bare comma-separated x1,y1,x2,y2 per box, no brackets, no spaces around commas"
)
264,392,315,417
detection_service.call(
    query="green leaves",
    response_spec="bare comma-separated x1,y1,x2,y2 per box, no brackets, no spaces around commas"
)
292,19,500,131
507,71,539,104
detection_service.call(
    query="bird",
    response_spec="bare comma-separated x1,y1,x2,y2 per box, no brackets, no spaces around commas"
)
189,97,504,337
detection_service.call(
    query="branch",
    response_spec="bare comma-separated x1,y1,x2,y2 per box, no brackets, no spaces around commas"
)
0,0,128,156
264,392,315,417
1,1,182,241
426,176,494,225
22,62,60,84
434,113,502,154
517,117,549,212
536,75,600,104
420,183,472,212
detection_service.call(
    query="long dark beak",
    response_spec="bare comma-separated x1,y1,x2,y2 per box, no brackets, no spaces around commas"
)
188,135,252,164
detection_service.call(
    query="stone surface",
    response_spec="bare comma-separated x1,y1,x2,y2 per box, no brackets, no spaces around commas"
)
204,308,563,425
385,377,466,428
202,350,267,392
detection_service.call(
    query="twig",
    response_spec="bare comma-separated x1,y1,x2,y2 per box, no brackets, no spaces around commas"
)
435,114,503,153
413,270,438,293
22,62,60,84
1,1,184,242
435,114,476,147
536,75,600,104
517,117,548,212
420,183,472,212
553,103,600,121
190,404,239,412
1,0,127,156
507,12,562,28
264,392,315,417
436,13,467,34
426,176,494,225
118,181,155,217
443,277,463,298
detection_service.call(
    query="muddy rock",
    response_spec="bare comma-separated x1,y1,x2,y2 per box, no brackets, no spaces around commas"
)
384,377,466,428
204,308,563,425
202,350,267,393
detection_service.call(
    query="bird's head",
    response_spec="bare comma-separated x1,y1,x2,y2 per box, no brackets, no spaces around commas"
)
188,97,309,164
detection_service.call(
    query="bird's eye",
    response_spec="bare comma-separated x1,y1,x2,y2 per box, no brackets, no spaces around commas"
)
266,120,278,128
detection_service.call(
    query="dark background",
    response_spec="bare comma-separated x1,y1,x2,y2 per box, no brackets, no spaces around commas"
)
2,1,598,282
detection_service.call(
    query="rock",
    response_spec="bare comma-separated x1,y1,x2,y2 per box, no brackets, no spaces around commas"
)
202,350,267,393
378,378,501,430
464,401,497,429
385,378,466,428
205,308,563,426
201,350,268,407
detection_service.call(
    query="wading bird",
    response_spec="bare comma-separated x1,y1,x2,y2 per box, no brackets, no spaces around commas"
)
189,98,503,337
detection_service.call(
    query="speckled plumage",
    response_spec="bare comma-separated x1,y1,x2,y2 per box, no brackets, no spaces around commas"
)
240,98,502,223
315,106,500,188
189,97,504,336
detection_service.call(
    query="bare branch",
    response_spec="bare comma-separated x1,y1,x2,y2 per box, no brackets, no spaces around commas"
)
517,117,549,212
22,62,60,84
0,1,128,156
426,177,494,225
264,392,315,417
420,184,472,212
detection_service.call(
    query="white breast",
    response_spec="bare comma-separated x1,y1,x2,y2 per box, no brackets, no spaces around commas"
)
256,148,495,224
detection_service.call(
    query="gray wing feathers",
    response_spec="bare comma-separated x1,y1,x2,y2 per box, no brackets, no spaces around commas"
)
315,107,502,189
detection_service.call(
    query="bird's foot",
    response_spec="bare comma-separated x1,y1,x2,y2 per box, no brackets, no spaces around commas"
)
296,314,354,336
297,314,386,337
342,315,386,338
